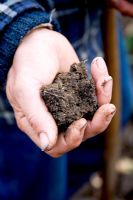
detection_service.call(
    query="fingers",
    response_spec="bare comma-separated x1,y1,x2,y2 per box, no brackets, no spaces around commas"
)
83,103,116,141
91,57,113,105
110,0,133,17
44,118,87,158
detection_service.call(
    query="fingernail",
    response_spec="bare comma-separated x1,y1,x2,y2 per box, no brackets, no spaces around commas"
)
106,105,116,121
102,76,113,96
40,132,49,151
93,57,106,71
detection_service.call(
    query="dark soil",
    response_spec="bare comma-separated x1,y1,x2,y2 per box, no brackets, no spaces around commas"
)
41,62,98,132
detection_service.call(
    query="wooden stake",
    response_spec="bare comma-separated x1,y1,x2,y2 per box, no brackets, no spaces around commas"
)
101,8,121,200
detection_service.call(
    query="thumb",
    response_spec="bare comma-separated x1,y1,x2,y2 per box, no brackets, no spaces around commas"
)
18,84,58,150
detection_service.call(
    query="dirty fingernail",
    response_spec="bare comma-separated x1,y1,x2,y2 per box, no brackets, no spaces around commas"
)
93,57,106,71
106,105,116,121
40,132,49,151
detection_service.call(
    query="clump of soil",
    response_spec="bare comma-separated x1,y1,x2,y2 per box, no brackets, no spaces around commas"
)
41,62,98,132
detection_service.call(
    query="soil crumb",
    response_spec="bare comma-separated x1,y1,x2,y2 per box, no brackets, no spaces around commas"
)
41,62,98,132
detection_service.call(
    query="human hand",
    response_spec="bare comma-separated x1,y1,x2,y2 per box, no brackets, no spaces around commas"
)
6,29,115,157
109,0,133,16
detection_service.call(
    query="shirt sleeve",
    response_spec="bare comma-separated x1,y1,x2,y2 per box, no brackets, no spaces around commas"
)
0,0,59,89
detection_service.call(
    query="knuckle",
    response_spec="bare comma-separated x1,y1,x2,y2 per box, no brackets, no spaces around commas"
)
67,126,82,148
90,124,100,135
70,134,82,148
6,83,25,106
27,114,37,130
68,125,79,133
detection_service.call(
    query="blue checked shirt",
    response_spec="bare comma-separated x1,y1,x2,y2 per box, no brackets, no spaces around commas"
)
0,0,104,126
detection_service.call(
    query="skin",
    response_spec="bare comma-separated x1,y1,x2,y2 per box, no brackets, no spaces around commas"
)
109,0,133,16
6,29,116,158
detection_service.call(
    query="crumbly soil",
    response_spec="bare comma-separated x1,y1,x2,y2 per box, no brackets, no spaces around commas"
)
41,62,98,132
